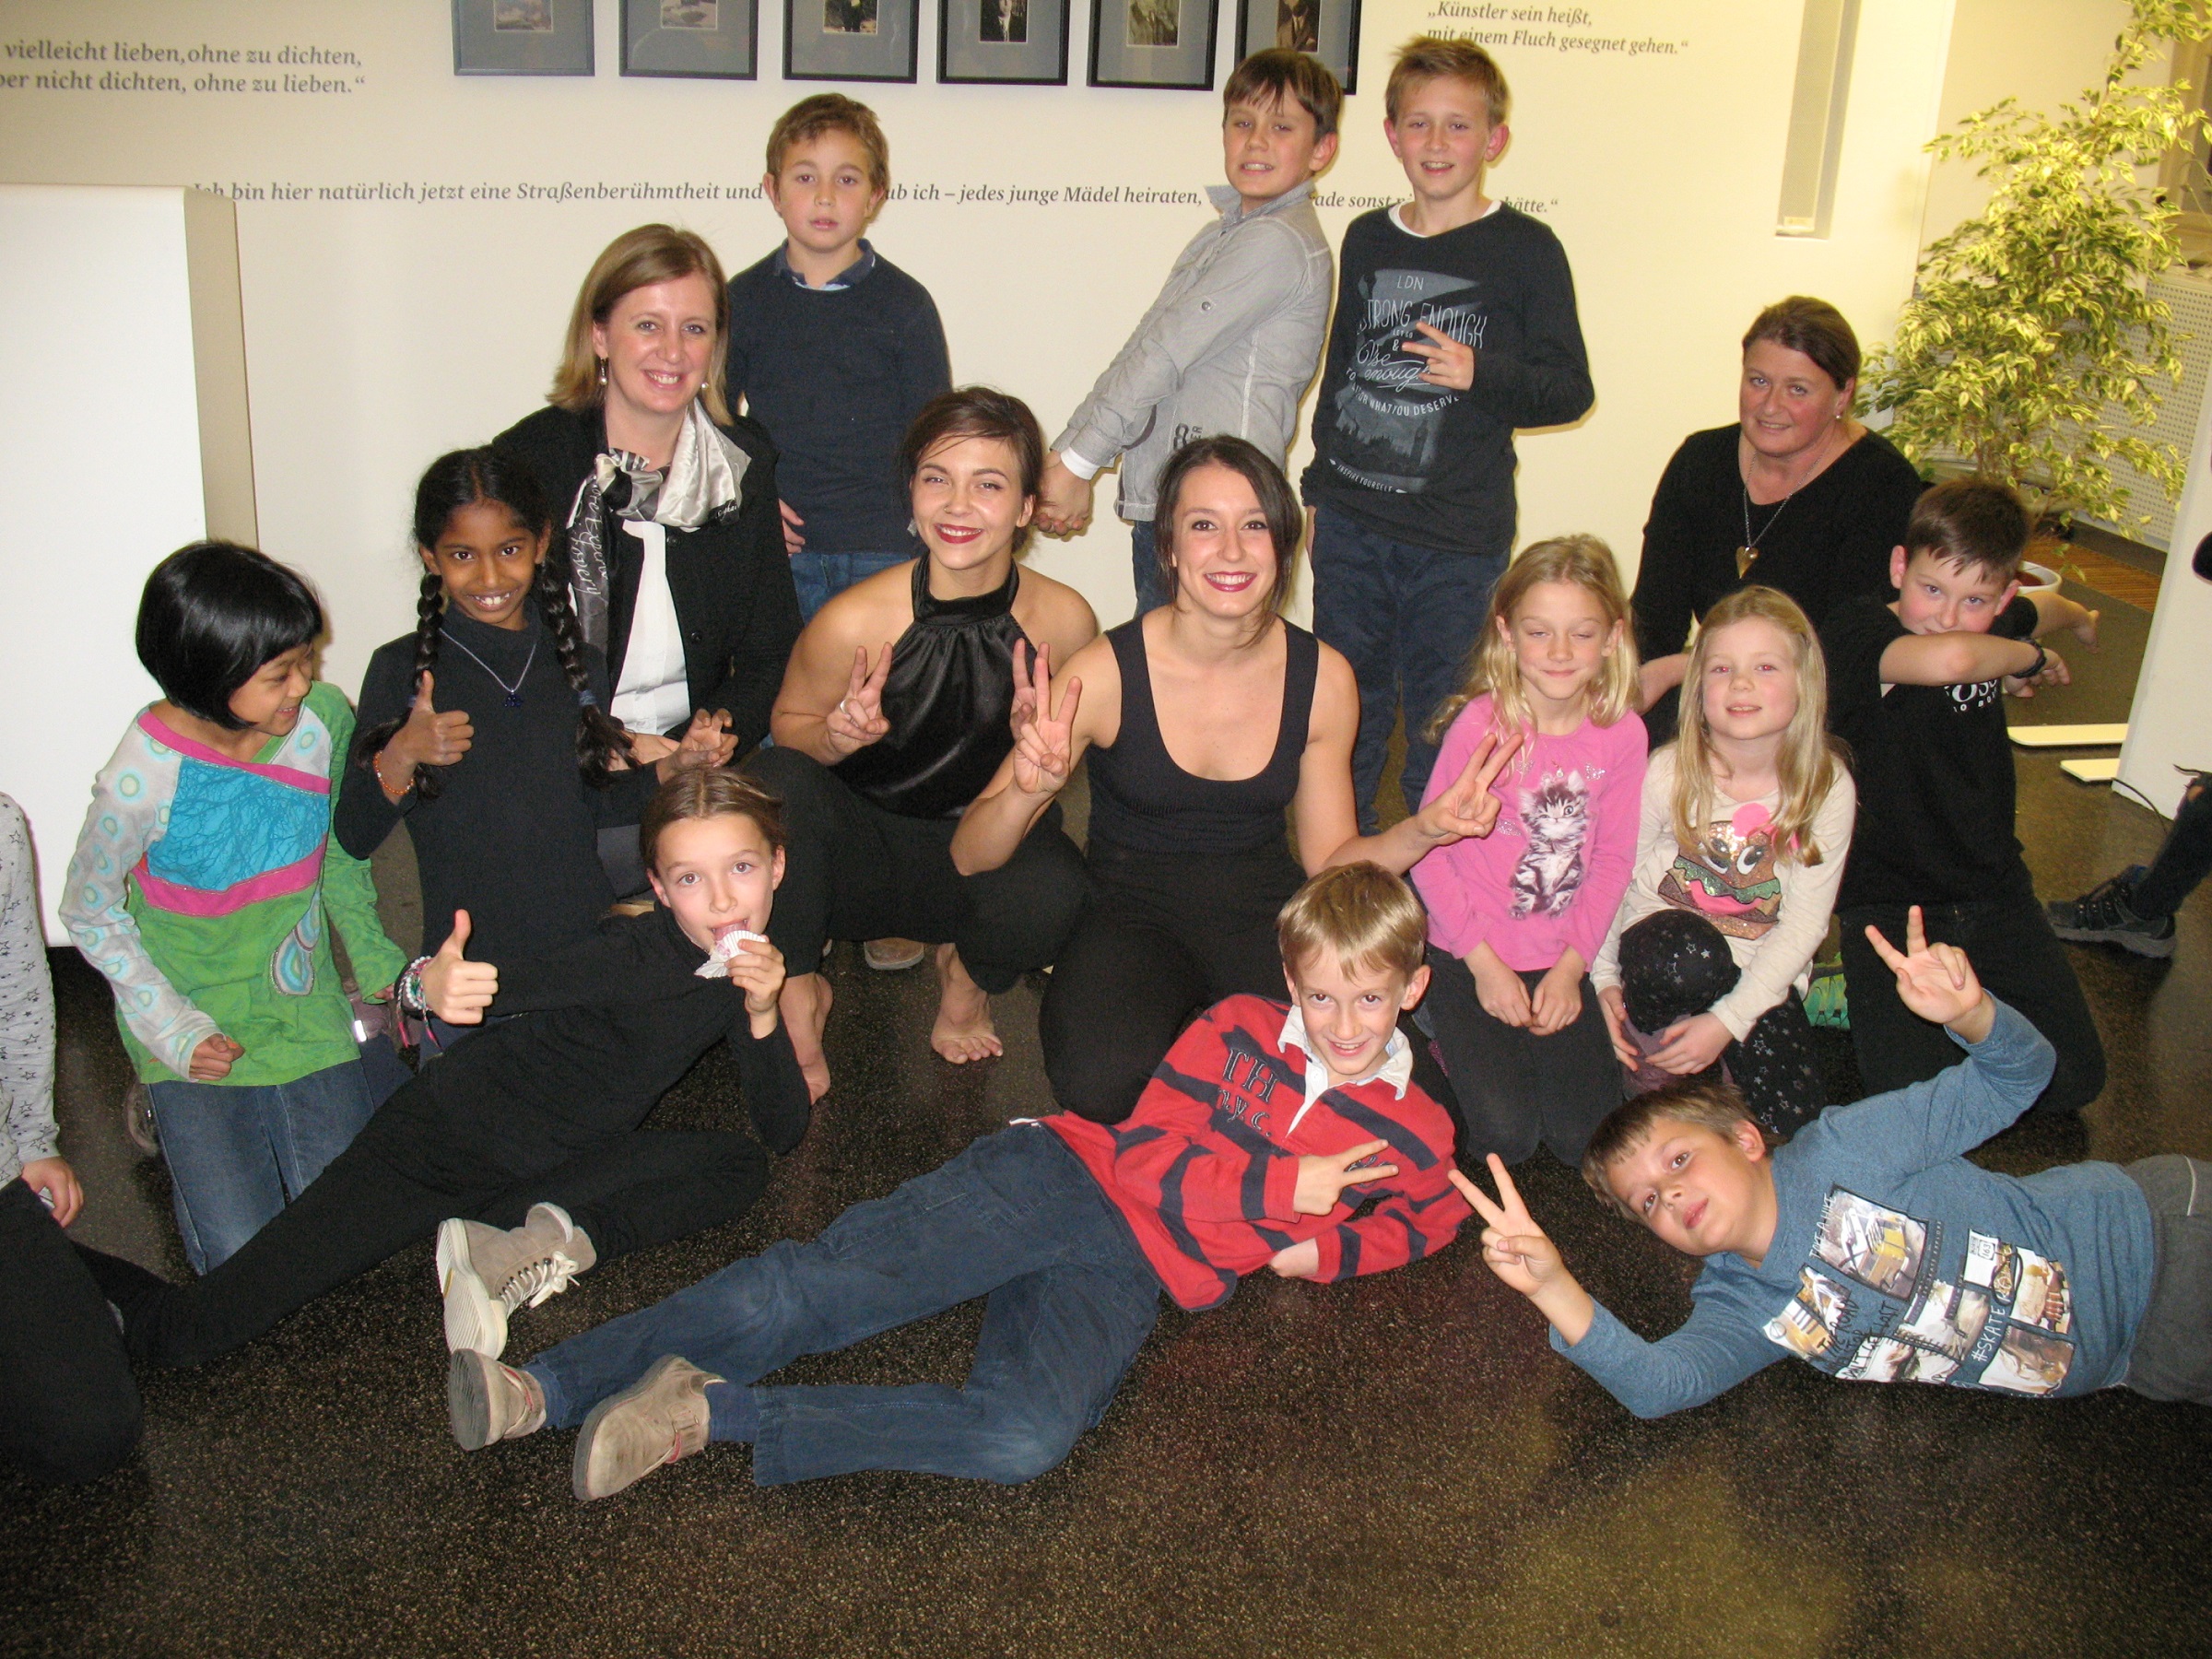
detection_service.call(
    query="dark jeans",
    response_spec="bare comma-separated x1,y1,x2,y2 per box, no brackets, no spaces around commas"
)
1129,520,1168,616
1617,910,1825,1137
1422,947,1624,1167
2122,1154,2212,1404
1041,839,1307,1124
791,549,910,624
0,1179,140,1484
78,1064,771,1370
526,1124,1161,1487
2131,774,2212,917
746,746,1088,994
1309,506,1507,832
1841,896,2106,1116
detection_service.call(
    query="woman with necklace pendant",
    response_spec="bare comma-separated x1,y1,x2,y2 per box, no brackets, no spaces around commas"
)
491,225,803,871
339,450,732,1015
1630,297,1924,744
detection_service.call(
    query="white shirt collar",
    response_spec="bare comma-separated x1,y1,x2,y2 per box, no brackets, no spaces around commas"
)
1277,1007,1413,1135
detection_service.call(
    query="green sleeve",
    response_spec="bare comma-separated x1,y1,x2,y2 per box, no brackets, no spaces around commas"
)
312,684,409,996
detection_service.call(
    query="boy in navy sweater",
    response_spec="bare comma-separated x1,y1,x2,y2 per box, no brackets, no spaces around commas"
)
725,94,952,622
446,864,1469,1497
1458,912,2210,1417
1304,37,1592,831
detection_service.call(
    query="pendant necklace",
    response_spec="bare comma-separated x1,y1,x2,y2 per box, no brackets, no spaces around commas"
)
1737,482,1801,580
440,629,537,709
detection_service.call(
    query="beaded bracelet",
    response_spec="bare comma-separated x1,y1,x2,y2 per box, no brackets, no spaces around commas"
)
395,955,435,1018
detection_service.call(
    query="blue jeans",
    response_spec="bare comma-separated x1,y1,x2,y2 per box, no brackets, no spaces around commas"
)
527,1124,1161,1487
1129,520,1168,616
147,1058,381,1275
1309,506,1507,832
790,548,911,623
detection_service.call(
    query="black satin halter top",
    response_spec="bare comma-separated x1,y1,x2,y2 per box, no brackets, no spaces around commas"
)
832,559,1029,820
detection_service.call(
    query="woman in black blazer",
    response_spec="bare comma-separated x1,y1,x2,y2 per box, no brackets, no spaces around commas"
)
496,225,801,778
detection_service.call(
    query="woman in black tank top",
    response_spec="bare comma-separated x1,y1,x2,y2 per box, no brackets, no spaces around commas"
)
747,390,1098,1100
954,438,1519,1124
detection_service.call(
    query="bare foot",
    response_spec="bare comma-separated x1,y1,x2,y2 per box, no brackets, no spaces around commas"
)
930,944,1002,1065
779,971,834,1101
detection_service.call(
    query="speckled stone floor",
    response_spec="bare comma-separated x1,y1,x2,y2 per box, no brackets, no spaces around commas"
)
6,581,2209,1658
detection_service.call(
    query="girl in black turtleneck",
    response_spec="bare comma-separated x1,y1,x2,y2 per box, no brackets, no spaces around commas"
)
337,448,728,981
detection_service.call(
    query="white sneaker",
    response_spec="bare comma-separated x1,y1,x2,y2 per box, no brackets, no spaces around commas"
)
436,1202,597,1358
571,1355,722,1501
447,1349,547,1451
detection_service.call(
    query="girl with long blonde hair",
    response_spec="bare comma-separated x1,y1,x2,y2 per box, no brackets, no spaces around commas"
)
1587,584,1855,1135
1410,535,1648,1168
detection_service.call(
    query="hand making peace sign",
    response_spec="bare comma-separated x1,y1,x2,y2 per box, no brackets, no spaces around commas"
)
1409,724,1523,847
1449,1155,1569,1298
823,643,893,757
1009,638,1082,798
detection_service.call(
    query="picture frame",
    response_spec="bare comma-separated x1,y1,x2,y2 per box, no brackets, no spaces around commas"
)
1231,0,1357,93
939,0,1071,86
1088,0,1220,89
453,0,595,76
621,0,758,78
784,0,919,82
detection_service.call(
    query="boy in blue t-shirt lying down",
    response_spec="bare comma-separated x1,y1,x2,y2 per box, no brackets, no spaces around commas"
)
1457,908,2210,1415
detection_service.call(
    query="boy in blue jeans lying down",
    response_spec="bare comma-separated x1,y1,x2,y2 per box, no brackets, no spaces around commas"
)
1458,909,2210,1415
448,864,1469,1496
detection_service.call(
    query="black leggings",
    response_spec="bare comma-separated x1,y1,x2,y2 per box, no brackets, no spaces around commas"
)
2133,774,2212,917
747,747,1088,994
76,1072,771,1371
0,1179,140,1484
1041,840,1306,1124
1841,896,2105,1116
1616,909,1825,1137
1422,948,1622,1167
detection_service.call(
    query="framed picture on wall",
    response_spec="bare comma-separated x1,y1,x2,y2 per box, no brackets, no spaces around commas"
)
622,0,758,77
785,0,919,81
1088,0,1220,89
939,0,1071,85
1231,0,1357,92
453,0,595,75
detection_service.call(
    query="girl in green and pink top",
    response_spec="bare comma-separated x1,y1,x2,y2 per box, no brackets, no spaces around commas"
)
63,542,407,1274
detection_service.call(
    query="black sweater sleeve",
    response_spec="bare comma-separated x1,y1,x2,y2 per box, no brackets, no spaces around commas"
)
488,911,705,1015
735,1018,810,1154
1467,224,1593,430
1633,440,1705,660
695,443,803,752
334,641,415,860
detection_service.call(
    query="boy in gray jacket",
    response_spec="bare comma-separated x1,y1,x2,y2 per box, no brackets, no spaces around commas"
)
1034,49,1339,614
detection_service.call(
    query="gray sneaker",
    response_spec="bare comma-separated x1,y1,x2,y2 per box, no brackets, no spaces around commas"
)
447,1348,547,1451
2047,870,2177,959
571,1355,722,1501
436,1203,598,1358
123,1080,159,1159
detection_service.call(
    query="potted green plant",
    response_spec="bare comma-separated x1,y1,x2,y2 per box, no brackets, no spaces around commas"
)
1865,0,2212,571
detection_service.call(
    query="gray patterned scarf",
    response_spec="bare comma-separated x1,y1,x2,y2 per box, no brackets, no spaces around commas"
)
566,399,754,653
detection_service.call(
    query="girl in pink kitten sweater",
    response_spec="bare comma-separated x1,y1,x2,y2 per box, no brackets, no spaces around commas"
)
1411,535,1645,1168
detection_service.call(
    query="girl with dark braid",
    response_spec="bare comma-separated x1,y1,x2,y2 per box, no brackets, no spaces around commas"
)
337,449,730,981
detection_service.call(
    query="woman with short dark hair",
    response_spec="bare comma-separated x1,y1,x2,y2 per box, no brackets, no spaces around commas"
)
1631,296,1925,742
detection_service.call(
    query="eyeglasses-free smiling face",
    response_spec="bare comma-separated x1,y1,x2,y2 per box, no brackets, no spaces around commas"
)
1283,950,1430,1088
1603,1117,1776,1264
1698,615,1799,747
1221,94,1337,210
421,500,548,632
1888,547,2018,637
1166,463,1280,618
647,813,785,956
910,435,1034,582
1500,579,1620,727
1384,74,1508,208
227,644,316,743
592,272,719,430
1738,338,1851,468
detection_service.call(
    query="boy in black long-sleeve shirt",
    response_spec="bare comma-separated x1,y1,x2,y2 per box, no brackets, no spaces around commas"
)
77,773,809,1371
1304,37,1592,830
725,94,952,621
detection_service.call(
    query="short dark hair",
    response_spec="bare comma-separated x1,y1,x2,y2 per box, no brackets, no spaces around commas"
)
1905,475,2030,582
899,386,1046,557
1224,48,1344,141
641,768,786,877
1151,434,1302,617
136,542,324,730
1580,1079,1766,1222
1742,296,1861,393
766,93,890,194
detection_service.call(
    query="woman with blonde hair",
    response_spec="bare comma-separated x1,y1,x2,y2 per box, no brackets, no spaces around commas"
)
495,224,800,887
1588,584,1855,1136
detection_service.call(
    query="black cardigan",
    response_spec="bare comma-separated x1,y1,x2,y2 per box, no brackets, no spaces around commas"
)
493,404,802,750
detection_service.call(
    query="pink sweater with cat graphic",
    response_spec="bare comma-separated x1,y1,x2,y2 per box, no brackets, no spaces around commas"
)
1411,694,1646,972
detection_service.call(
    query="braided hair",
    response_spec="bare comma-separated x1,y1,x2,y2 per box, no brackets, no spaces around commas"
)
354,448,633,800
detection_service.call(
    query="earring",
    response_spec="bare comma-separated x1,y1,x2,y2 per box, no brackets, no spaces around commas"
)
596,359,608,387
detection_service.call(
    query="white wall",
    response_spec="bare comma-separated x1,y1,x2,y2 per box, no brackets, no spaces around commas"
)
2119,384,2212,818
0,186,253,937
0,0,1953,689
